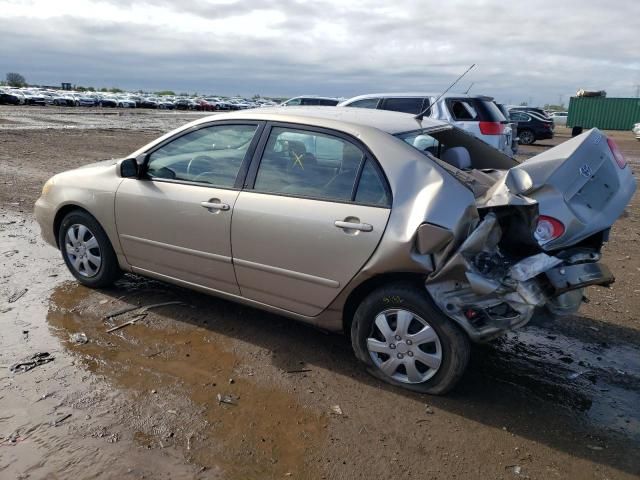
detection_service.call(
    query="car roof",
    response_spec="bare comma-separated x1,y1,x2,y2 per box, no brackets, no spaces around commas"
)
286,95,340,101
192,106,448,135
340,92,494,103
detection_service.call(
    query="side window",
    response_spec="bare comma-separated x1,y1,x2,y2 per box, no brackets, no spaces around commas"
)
355,159,390,207
285,98,301,106
320,99,339,106
347,98,380,109
448,100,479,120
382,97,425,114
510,112,529,122
146,124,258,187
254,127,365,202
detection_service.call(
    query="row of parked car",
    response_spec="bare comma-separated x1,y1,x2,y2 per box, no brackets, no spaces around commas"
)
0,87,279,111
0,86,573,156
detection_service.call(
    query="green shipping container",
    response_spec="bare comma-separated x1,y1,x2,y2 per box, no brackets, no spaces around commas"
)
567,97,640,130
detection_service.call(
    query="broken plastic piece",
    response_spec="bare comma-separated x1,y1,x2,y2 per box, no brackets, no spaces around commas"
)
510,253,562,281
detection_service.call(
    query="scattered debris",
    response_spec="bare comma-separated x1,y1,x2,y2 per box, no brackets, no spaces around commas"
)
8,288,28,303
587,445,604,451
567,370,592,380
70,332,88,344
216,393,237,406
286,368,312,374
425,404,434,415
99,299,109,305
104,301,183,320
2,249,19,257
9,352,54,374
106,313,147,333
228,378,235,384
51,413,72,427
330,405,343,416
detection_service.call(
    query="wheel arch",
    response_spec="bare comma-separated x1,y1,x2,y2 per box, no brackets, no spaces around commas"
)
341,272,427,336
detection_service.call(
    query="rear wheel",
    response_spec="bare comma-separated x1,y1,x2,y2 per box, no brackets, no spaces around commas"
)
351,283,470,395
58,210,121,288
518,129,535,145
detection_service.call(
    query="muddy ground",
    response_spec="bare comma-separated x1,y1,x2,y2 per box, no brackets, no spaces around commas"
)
1,105,639,479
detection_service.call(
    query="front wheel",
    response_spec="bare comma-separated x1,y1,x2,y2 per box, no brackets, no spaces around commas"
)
58,210,121,288
351,283,470,395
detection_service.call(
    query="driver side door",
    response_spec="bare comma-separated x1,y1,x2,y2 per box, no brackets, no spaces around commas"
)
115,122,263,294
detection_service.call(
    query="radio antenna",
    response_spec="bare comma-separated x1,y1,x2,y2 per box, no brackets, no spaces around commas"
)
415,64,476,120
464,82,474,94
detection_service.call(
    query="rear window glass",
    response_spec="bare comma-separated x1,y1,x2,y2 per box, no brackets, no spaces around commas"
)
381,97,426,114
446,98,505,122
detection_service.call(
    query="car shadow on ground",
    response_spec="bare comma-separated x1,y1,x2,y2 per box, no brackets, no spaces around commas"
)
66,275,640,475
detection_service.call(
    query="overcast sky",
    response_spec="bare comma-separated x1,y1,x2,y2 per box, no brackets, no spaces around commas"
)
2,0,639,105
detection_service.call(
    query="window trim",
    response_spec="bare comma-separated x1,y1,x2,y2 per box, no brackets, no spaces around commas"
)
139,120,266,190
244,121,392,208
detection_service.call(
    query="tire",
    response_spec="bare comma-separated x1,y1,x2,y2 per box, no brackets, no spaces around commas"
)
518,129,535,145
351,283,470,395
58,210,121,288
571,126,584,137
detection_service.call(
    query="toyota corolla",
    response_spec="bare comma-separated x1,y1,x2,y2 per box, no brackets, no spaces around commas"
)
35,107,636,394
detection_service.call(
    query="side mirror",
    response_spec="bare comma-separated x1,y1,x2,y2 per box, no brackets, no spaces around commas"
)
505,169,534,195
120,158,139,178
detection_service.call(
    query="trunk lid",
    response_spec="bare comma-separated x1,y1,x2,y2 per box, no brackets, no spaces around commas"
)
511,128,636,250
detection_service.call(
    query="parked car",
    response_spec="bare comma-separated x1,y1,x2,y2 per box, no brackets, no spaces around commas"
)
139,97,159,109
21,90,47,106
0,89,22,105
281,96,340,106
633,123,640,141
157,99,176,110
117,96,137,108
204,97,230,110
549,112,568,126
174,98,197,110
339,93,514,157
508,106,553,123
78,95,98,107
508,110,554,145
35,107,635,394
99,97,118,108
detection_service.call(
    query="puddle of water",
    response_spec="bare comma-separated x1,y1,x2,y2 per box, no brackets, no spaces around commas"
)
481,325,640,441
47,282,326,479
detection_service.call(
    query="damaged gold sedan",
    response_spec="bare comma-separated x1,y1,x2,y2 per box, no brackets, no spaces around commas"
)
35,107,636,394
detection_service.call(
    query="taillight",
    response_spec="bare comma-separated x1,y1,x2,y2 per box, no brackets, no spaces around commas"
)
534,215,565,244
479,121,505,135
607,138,627,169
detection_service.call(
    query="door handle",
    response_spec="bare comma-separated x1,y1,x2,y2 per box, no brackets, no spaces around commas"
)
334,220,373,232
201,200,230,211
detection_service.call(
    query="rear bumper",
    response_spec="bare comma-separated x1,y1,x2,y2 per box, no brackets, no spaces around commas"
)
545,261,614,294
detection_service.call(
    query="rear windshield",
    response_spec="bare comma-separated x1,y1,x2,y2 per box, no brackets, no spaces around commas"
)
446,98,505,122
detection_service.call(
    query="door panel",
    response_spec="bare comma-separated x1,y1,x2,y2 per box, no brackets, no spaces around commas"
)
231,192,390,316
115,179,240,294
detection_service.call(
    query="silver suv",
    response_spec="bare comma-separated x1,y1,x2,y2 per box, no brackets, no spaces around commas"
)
339,93,514,156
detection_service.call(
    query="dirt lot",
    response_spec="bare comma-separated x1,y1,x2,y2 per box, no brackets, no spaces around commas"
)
1,105,639,479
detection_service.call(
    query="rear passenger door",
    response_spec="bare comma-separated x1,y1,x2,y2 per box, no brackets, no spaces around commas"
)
231,124,391,316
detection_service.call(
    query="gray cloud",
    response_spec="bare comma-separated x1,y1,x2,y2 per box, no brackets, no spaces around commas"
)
1,0,638,105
